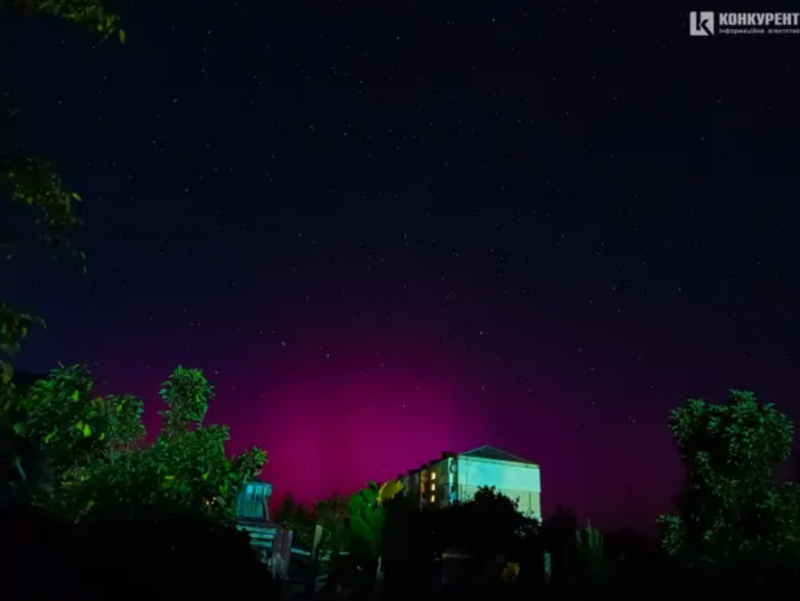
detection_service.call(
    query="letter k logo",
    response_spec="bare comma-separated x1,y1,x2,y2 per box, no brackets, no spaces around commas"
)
690,12,715,36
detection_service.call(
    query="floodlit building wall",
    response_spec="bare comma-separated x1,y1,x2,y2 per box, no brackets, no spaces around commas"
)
455,456,541,518
400,446,541,519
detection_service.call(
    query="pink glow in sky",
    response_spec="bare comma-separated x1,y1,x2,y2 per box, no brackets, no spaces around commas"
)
224,323,493,508
66,314,686,534
239,372,488,504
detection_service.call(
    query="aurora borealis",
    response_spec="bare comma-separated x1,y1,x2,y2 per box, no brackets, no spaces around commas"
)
3,1,800,534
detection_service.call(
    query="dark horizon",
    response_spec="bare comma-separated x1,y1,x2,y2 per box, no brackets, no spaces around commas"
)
3,2,800,535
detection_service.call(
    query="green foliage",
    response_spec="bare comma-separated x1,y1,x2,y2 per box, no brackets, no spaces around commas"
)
349,481,388,553
159,366,212,435
0,301,47,389
314,494,351,554
0,303,46,358
16,365,106,468
658,390,800,566
276,494,316,549
276,493,352,557
104,394,146,449
2,0,124,40
0,0,123,371
0,365,267,523
0,155,85,261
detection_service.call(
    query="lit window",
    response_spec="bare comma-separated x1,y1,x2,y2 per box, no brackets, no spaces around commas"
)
431,495,435,503
431,483,436,491
431,472,436,480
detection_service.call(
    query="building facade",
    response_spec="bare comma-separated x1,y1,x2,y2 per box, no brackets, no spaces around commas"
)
234,479,281,565
236,480,273,522
398,445,541,518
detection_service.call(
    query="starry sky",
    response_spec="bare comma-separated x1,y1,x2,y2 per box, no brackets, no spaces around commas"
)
3,1,800,533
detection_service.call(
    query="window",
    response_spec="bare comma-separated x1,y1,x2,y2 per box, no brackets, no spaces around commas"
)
431,495,435,503
431,472,436,480
431,483,436,491
421,483,426,493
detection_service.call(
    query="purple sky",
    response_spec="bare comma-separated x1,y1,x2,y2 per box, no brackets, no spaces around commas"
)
4,1,800,536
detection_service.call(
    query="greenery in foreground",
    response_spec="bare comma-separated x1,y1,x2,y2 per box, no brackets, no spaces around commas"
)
0,365,267,523
4,368,800,595
0,0,124,381
658,390,800,568
4,0,798,593
270,389,800,594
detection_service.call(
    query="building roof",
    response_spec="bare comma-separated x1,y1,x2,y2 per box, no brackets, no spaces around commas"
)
397,446,538,480
459,445,537,466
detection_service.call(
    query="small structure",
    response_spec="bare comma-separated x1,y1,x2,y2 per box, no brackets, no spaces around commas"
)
398,445,541,518
233,480,314,582
237,480,272,522
235,480,280,565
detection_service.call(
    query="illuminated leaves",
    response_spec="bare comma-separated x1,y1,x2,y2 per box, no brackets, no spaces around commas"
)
159,366,213,435
2,365,267,523
0,361,12,386
9,0,123,40
669,390,794,498
659,390,800,564
378,479,403,504
349,481,387,551
0,155,85,262
0,0,123,365
104,394,146,448
0,302,46,357
501,562,520,583
17,365,105,468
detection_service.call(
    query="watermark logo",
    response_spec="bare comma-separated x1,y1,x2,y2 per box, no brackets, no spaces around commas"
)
690,11,715,36
690,11,800,36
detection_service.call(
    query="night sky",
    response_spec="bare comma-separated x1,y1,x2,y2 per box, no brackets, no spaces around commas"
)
3,1,800,533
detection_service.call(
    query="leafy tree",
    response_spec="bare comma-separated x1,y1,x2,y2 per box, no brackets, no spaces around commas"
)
275,491,351,592
314,493,351,555
0,0,123,377
275,494,316,549
349,479,403,554
345,480,403,593
449,486,539,565
544,504,578,585
0,0,124,39
1,364,267,523
658,390,800,567
381,485,542,593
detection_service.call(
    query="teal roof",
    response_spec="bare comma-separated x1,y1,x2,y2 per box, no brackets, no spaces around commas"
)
459,445,537,466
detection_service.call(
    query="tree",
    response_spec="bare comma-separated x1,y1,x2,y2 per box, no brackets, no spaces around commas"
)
341,479,403,593
658,390,800,567
449,486,539,566
314,493,351,555
575,521,608,585
1,0,124,39
0,0,124,378
1,364,267,522
275,494,317,550
348,479,403,554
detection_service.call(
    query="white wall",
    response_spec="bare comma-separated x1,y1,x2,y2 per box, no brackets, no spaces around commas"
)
456,456,541,517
